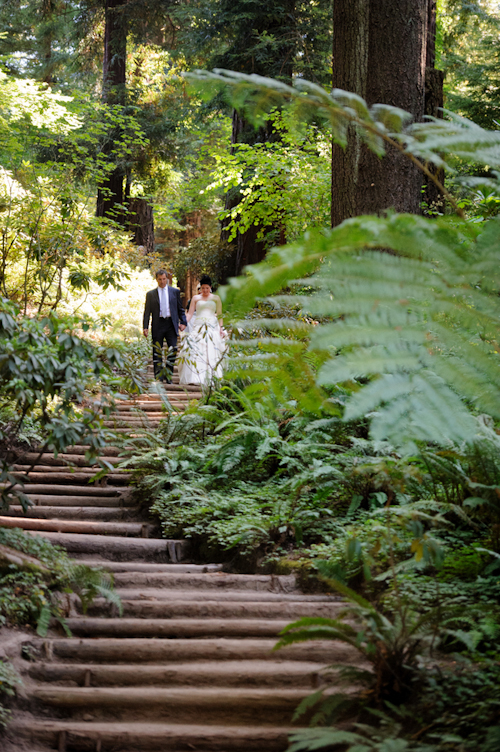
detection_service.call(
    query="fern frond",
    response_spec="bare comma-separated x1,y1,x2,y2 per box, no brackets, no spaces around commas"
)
222,209,500,447
287,728,365,752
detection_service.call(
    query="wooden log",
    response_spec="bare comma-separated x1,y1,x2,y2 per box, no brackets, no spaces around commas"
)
15,453,122,468
27,635,344,663
30,686,308,721
0,484,127,497
111,571,297,592
73,560,222,573
19,495,129,508
7,505,136,522
10,719,290,752
0,516,151,536
28,659,326,688
92,597,341,620
61,616,291,638
10,471,130,485
19,531,189,561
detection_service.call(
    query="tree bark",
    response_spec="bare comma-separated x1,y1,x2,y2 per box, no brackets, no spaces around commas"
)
216,1,297,277
422,0,445,213
39,0,56,84
127,198,155,255
331,0,370,227
331,0,429,224
96,0,127,222
355,0,428,216
102,0,126,103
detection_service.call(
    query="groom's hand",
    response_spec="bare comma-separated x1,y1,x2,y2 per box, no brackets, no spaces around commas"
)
179,324,186,332
143,329,148,337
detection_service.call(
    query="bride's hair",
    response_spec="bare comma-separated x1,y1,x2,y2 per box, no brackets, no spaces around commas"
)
199,274,212,287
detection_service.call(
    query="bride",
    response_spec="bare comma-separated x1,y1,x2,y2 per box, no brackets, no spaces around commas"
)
178,274,227,385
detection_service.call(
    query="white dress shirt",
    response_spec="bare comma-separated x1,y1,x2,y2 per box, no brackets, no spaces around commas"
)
159,286,170,318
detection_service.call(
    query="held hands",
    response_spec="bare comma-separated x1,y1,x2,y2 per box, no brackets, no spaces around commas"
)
143,329,148,337
179,324,186,332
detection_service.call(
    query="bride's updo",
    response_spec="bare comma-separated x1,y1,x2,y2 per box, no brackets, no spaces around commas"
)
199,274,212,287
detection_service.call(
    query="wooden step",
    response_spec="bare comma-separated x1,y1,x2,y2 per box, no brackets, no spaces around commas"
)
0,516,154,537
25,637,342,663
9,720,291,751
72,560,223,573
11,470,130,485
111,571,297,592
28,685,312,725
18,530,189,561
0,484,129,497
60,617,297,638
90,596,340,619
16,452,122,467
7,506,138,522
27,660,326,688
21,495,131,508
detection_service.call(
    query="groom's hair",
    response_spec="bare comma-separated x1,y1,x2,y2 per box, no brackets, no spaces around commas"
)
155,269,168,278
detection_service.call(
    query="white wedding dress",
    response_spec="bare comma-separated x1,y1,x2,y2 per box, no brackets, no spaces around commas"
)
178,298,226,385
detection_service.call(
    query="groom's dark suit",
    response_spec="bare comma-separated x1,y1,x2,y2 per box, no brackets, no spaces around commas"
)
143,285,187,382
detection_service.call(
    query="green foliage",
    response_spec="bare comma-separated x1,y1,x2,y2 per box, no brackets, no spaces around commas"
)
0,659,20,730
124,388,369,559
184,72,500,450
287,662,500,752
0,298,124,509
384,562,500,655
0,527,121,632
440,0,500,128
201,112,330,246
172,232,235,289
276,578,441,715
222,211,500,451
183,0,332,86
0,63,146,312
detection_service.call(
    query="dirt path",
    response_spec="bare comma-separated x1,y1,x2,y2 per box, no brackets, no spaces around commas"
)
1,375,352,751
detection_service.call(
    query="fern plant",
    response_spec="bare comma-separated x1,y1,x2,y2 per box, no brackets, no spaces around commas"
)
187,71,500,451
0,528,122,634
275,578,440,708
221,212,500,451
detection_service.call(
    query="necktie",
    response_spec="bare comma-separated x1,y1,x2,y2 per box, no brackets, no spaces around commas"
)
160,287,170,317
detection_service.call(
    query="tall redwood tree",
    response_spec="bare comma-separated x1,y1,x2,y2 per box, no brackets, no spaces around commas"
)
96,0,127,221
331,0,434,225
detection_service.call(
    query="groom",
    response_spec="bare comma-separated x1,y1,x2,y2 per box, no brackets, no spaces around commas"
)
143,269,187,383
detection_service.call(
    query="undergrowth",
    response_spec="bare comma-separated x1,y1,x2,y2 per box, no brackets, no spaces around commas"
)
0,659,20,730
0,528,122,635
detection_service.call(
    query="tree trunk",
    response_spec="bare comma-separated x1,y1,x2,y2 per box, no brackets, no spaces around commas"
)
39,0,55,84
331,0,429,224
355,0,428,216
96,0,127,222
217,2,297,278
127,198,155,255
102,0,126,103
331,0,370,227
423,0,445,213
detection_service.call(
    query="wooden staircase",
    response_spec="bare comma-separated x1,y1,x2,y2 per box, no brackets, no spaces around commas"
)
2,371,353,752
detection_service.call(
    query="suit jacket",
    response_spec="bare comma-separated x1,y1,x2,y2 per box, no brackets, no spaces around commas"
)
143,285,187,336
